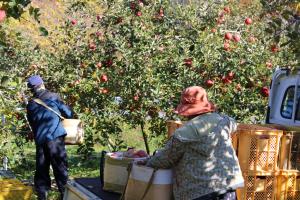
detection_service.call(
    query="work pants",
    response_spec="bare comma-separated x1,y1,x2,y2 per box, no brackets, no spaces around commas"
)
34,136,68,200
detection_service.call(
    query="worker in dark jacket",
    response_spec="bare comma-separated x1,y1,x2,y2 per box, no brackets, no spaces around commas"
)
26,75,73,200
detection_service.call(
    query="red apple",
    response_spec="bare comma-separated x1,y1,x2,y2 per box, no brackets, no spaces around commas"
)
100,74,108,82
138,0,144,6
205,80,214,88
217,17,225,24
224,7,231,14
261,86,269,97
0,10,6,23
89,42,96,51
222,76,232,84
71,19,77,25
96,62,102,68
224,42,230,51
227,71,234,80
211,28,217,33
233,34,241,42
219,12,225,18
100,88,109,94
135,150,148,157
224,32,232,40
15,113,22,120
184,58,193,66
134,95,139,101
96,15,102,21
266,62,272,69
136,11,142,16
74,79,81,85
130,2,136,10
159,8,164,17
96,31,102,37
270,44,279,53
105,59,113,67
116,17,123,24
245,17,252,25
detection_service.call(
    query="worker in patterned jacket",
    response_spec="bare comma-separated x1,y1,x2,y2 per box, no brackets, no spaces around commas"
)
146,86,244,200
26,75,73,200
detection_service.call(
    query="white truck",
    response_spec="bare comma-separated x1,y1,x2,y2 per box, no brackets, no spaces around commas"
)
64,68,299,200
267,68,300,127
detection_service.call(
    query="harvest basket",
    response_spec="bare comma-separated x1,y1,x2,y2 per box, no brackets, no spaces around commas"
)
236,124,283,172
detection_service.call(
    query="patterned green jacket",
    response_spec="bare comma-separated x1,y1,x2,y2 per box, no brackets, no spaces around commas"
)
146,112,244,200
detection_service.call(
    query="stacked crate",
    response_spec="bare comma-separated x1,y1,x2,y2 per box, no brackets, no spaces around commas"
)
276,130,300,200
235,124,283,200
167,121,300,199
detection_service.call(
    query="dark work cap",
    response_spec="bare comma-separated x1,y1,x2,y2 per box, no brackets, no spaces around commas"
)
27,75,44,88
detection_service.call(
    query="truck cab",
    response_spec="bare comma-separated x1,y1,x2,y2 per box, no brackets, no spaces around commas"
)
267,68,300,127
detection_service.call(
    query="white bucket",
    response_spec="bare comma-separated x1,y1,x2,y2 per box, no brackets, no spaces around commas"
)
124,164,173,200
103,153,147,194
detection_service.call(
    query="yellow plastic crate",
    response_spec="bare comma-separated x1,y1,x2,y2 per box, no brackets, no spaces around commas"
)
236,124,283,173
279,133,300,171
166,120,184,138
237,172,277,200
0,179,33,200
277,170,300,200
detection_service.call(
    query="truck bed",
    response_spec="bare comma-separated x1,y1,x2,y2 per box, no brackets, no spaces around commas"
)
64,177,121,200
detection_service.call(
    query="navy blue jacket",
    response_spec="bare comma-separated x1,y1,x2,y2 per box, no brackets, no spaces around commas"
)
27,89,73,145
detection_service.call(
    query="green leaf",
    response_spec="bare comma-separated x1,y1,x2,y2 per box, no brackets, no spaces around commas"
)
29,6,41,23
280,40,291,47
265,28,274,34
282,10,293,21
273,18,282,27
1,76,9,86
39,27,48,36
